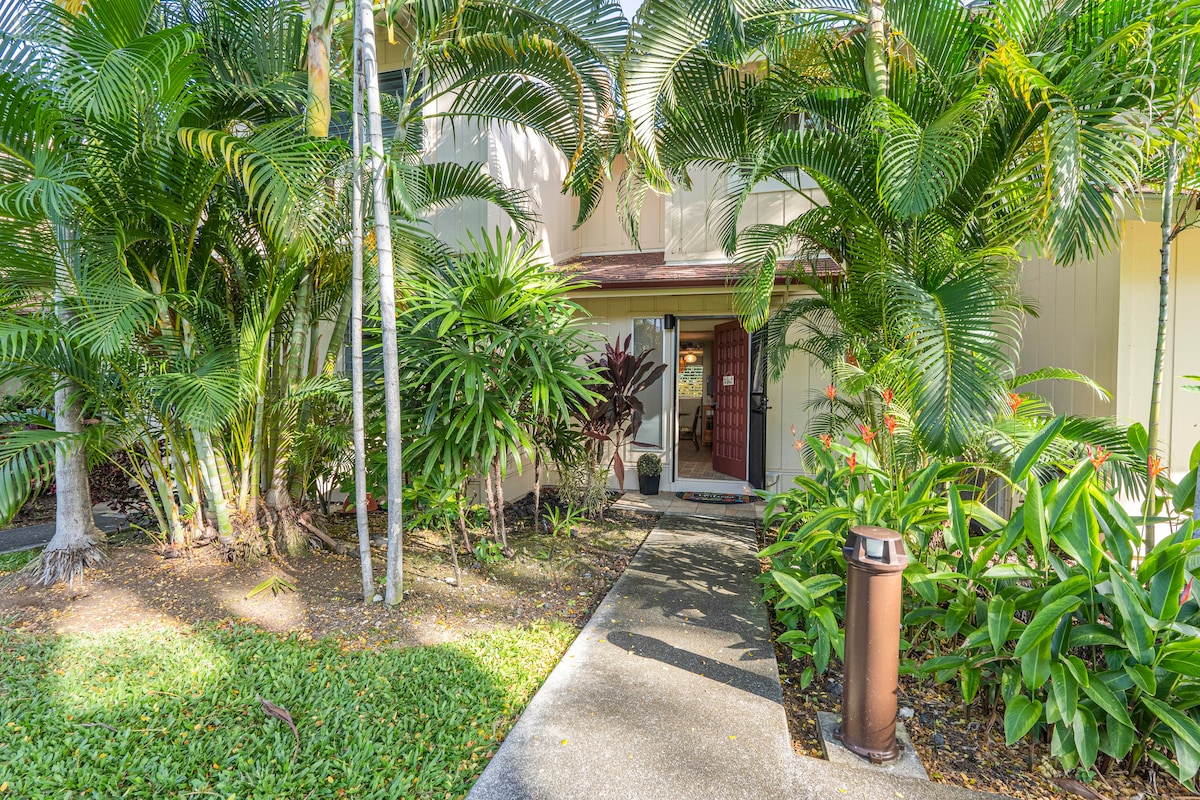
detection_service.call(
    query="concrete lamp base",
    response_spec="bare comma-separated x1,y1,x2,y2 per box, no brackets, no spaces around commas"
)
816,711,930,782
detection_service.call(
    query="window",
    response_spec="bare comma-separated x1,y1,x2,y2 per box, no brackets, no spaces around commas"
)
631,317,665,449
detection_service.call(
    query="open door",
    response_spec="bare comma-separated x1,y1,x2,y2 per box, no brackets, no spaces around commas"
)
712,320,749,480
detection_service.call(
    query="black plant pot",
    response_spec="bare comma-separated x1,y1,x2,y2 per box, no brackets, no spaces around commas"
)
638,474,660,496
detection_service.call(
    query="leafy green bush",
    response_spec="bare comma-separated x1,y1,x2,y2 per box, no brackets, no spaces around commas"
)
762,420,1200,785
636,454,662,477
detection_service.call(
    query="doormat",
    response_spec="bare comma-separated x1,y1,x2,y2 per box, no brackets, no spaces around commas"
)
675,491,757,504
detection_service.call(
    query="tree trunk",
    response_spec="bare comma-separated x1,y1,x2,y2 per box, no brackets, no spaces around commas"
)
1146,140,1178,548
865,0,889,101
41,380,103,587
41,227,102,587
305,0,332,138
493,457,508,551
351,6,374,604
359,0,405,605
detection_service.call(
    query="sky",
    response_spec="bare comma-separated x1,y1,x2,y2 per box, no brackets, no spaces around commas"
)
619,0,642,19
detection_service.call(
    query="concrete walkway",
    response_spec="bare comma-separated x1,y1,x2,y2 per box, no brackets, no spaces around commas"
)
468,513,1003,800
0,507,127,554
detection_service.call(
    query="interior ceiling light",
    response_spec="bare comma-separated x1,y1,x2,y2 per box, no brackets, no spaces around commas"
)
683,353,698,364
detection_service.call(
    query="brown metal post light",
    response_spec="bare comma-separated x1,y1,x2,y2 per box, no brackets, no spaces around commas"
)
834,525,909,763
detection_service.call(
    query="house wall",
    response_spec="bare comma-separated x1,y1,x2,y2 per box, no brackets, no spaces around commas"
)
1115,208,1200,471
576,156,667,255
1017,249,1121,418
489,124,582,263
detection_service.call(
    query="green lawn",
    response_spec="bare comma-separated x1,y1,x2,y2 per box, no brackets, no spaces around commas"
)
0,621,574,799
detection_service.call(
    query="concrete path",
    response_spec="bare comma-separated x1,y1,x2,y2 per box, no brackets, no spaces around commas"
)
0,507,128,554
468,513,1003,800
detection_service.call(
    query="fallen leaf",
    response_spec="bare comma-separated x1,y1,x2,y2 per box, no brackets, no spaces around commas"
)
1052,778,1111,800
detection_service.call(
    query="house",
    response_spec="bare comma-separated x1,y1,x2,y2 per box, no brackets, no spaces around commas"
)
374,35,1200,500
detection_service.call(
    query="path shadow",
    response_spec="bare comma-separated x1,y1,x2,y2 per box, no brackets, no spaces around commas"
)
606,630,781,702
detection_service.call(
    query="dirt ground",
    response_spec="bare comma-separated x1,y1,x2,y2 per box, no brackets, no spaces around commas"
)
0,508,658,648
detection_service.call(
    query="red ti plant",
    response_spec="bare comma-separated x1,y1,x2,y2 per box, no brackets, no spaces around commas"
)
572,335,668,491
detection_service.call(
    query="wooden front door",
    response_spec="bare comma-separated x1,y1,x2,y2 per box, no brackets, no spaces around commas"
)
712,320,749,481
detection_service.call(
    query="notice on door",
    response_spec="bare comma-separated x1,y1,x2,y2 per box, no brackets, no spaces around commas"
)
723,375,734,386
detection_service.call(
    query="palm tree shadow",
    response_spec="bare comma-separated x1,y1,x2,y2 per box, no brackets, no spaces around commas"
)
605,629,781,703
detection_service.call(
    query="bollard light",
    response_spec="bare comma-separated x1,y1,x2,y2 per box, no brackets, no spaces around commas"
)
834,525,909,763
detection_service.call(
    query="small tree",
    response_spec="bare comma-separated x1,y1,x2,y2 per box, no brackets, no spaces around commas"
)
398,230,599,554
572,336,668,492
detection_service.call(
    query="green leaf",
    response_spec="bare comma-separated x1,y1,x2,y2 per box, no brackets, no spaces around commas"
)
1073,707,1099,767
1099,721,1136,760
1004,694,1043,745
1081,676,1132,729
945,484,967,554
1014,596,1082,657
772,571,814,610
1051,662,1078,722
988,596,1015,653
1023,475,1048,565
1013,415,1067,483
1125,664,1156,695
1143,696,1200,755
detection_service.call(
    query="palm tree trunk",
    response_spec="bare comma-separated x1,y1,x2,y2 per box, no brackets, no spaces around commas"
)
359,0,405,605
351,6,374,604
865,0,889,100
305,0,332,138
41,226,102,587
194,430,234,540
1146,140,1178,547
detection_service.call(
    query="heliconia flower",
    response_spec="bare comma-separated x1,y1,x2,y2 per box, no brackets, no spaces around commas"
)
883,415,897,435
825,384,837,401
1085,444,1110,470
793,439,803,452
790,424,797,437
859,423,876,444
820,434,833,449
881,388,894,405
847,453,857,472
1148,455,1166,482
1007,393,1023,413
1182,578,1194,605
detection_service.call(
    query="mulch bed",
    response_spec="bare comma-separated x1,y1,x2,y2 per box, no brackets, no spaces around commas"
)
760,529,1190,800
0,504,659,649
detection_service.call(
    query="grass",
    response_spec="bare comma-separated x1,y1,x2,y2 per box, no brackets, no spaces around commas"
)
0,620,575,799
0,549,38,575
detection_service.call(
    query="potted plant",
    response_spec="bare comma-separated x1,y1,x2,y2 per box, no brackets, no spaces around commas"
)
636,454,662,496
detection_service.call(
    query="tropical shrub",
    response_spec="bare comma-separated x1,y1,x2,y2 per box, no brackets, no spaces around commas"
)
914,436,1200,785
636,453,662,477
395,230,599,549
763,418,1200,785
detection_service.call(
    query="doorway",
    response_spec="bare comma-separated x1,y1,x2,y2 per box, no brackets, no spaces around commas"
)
673,317,751,485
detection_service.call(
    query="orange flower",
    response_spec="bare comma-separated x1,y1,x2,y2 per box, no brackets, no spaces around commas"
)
1085,444,1110,470
883,415,897,435
790,424,796,437
825,384,837,401
1182,578,1194,606
847,453,857,472
858,423,876,444
793,439,803,452
1007,393,1023,413
881,388,894,405
820,434,833,449
1148,455,1166,482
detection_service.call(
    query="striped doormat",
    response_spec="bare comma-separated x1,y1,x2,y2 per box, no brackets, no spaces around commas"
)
675,491,757,504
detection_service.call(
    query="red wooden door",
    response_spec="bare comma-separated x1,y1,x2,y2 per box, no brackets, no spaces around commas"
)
712,320,749,480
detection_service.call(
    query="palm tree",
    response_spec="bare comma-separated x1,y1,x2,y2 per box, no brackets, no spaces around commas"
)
623,0,1150,456
348,0,626,602
395,231,598,550
1139,0,1200,524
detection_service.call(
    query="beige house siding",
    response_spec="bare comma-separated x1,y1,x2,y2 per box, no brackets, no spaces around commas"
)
1115,211,1200,470
1017,249,1121,418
